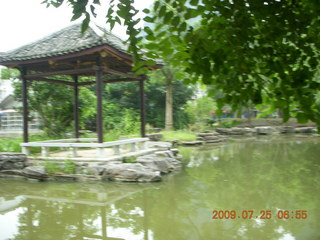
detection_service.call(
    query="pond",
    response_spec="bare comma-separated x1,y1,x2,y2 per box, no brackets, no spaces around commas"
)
0,135,320,240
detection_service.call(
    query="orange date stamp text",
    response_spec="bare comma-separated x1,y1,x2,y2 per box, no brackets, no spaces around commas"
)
212,210,308,220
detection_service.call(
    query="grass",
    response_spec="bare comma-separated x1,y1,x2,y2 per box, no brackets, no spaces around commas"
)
215,119,240,128
161,130,197,142
0,138,22,152
0,134,66,153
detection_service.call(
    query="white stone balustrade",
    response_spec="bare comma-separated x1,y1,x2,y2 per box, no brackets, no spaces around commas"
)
21,138,150,159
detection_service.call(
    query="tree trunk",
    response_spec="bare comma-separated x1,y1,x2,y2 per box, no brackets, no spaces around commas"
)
246,108,252,124
163,69,174,131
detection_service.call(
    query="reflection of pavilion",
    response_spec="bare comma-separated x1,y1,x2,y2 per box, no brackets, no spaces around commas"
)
0,184,153,240
0,196,24,214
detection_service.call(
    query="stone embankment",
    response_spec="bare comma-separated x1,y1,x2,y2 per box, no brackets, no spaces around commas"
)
182,126,318,146
196,132,229,144
0,153,28,170
0,142,181,183
215,126,317,135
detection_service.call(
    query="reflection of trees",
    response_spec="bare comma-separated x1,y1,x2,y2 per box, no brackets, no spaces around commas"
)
13,199,99,240
176,136,320,239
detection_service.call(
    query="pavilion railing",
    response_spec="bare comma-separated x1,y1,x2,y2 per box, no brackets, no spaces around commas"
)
21,138,150,159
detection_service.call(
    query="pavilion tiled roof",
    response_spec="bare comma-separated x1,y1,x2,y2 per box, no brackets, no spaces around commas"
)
0,23,128,62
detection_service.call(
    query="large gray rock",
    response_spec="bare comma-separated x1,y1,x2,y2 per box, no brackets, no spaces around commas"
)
155,150,175,158
182,141,203,146
138,157,171,173
197,132,218,137
0,169,23,176
170,148,179,157
281,126,295,133
102,163,162,182
255,126,276,135
0,153,27,170
52,174,101,182
147,141,172,150
146,133,163,141
197,131,229,143
137,151,182,173
216,127,254,135
294,127,316,133
206,139,222,143
22,166,48,180
232,127,255,135
202,135,220,140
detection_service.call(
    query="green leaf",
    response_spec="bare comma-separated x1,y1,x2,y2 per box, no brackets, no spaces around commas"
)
164,11,174,24
179,22,187,31
109,20,115,30
107,7,114,17
190,0,198,7
132,61,146,71
144,26,152,34
146,35,156,41
115,16,121,25
145,51,157,58
153,1,160,11
146,42,158,49
51,0,64,8
135,66,149,75
144,16,154,23
117,8,127,19
159,5,167,17
142,8,150,14
172,16,180,27
184,9,199,19
71,12,82,21
81,13,90,33
155,31,167,39
90,5,97,18
296,112,309,123
146,60,156,66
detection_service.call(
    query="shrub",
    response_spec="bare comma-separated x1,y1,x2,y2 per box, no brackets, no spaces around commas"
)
43,159,76,175
44,161,61,175
64,159,76,174
162,130,196,142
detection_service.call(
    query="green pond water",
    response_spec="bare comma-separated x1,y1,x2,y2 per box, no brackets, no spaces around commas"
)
0,135,320,240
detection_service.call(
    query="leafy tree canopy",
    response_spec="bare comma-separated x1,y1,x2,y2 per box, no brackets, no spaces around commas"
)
43,0,320,126
0,67,19,80
13,80,96,137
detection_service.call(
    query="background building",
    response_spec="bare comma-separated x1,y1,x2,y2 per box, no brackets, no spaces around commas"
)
0,76,40,132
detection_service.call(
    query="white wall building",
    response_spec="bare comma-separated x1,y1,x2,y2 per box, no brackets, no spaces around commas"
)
0,79,14,104
0,74,40,131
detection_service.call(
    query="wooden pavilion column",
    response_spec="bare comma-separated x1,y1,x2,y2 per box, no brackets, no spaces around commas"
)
21,67,29,143
73,75,80,139
139,79,146,137
96,63,104,143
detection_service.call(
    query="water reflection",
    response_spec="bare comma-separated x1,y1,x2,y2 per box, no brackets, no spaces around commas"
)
0,136,320,240
0,182,155,240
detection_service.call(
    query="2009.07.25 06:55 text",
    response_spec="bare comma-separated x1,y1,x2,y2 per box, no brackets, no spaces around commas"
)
212,210,308,220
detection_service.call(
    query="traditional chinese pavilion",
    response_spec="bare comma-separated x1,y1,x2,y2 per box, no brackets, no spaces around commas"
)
0,23,159,144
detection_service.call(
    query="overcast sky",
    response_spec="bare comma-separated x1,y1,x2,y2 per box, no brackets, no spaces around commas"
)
0,0,153,52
